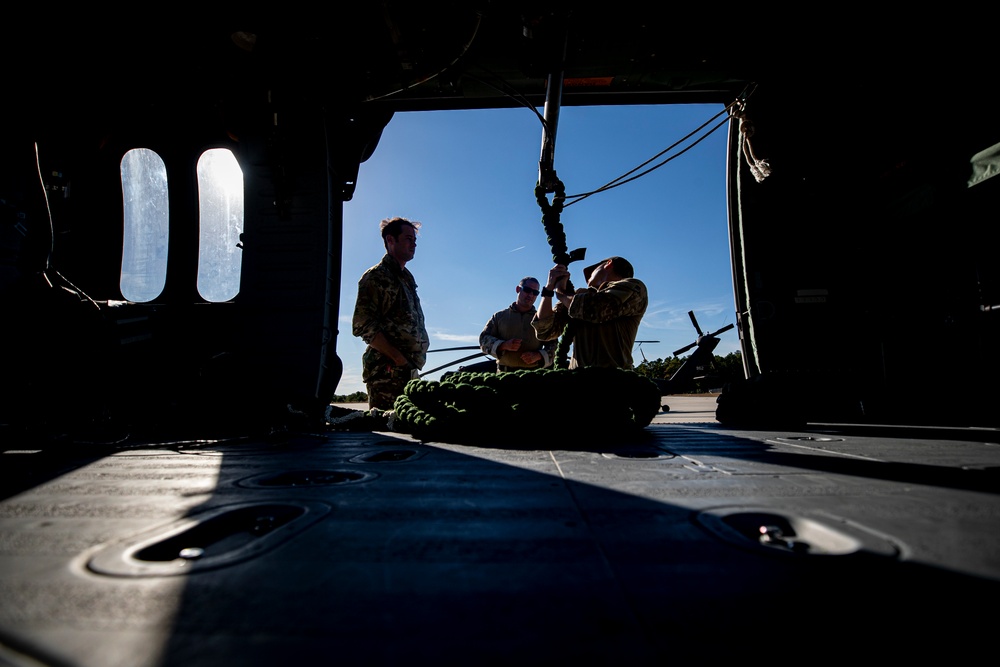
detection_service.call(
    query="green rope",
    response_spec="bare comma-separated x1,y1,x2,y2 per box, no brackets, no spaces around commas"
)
535,180,587,267
551,290,576,369
391,367,662,445
535,178,587,369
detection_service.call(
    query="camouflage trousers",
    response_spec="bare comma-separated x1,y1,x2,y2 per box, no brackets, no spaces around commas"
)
365,364,419,411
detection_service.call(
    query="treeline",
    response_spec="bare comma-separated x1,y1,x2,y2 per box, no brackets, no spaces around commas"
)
331,390,370,403
633,351,743,393
333,351,743,403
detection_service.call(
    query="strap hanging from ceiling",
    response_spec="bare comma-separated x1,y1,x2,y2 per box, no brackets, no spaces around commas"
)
531,14,586,370
730,91,771,184
534,16,585,269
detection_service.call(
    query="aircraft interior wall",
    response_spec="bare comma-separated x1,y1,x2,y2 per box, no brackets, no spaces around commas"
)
0,99,341,439
727,75,1000,427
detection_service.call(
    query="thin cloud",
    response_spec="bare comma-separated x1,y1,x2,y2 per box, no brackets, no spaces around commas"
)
433,332,480,344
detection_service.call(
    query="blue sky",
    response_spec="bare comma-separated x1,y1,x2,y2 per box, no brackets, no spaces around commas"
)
336,102,739,395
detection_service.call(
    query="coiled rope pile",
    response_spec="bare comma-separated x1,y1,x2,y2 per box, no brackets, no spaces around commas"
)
390,366,661,445
382,178,662,446
331,170,666,446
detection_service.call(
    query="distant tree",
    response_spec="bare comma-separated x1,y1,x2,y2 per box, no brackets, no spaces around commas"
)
635,356,684,381
634,351,743,393
332,391,368,403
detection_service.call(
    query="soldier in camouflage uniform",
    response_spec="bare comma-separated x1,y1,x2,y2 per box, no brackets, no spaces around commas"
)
352,217,430,410
532,256,647,369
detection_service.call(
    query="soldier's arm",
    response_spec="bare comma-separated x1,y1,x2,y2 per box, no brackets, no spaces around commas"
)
479,313,503,356
353,276,409,367
369,331,409,367
532,307,566,341
538,336,557,367
568,283,634,323
352,274,384,342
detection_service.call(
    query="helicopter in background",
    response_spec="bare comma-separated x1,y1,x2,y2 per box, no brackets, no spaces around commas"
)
652,311,734,411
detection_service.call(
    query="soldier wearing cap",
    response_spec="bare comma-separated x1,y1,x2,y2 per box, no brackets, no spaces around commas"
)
532,256,648,369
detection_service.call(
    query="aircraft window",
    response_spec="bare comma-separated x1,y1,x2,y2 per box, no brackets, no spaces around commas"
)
196,148,245,302
120,148,169,302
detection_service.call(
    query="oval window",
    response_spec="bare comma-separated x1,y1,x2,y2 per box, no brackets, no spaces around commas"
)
197,148,245,302
120,148,169,302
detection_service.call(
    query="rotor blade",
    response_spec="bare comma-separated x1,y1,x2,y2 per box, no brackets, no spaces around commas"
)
673,342,697,356
688,311,703,336
707,323,735,337
427,346,481,353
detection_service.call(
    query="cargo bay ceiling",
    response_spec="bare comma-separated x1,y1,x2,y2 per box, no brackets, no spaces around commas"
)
10,4,752,115
7,4,990,166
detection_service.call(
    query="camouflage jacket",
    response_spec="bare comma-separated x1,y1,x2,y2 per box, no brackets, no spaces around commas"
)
532,277,648,369
479,303,556,369
352,254,429,380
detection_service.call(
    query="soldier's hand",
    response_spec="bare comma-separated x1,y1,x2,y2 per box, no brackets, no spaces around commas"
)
500,338,522,352
548,264,569,288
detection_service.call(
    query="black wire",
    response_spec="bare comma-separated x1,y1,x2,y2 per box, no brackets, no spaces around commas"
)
461,69,547,127
34,142,54,270
466,64,754,207
461,68,556,143
564,102,737,207
365,10,485,103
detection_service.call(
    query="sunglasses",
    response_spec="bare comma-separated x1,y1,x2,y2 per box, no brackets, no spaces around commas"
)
520,286,540,296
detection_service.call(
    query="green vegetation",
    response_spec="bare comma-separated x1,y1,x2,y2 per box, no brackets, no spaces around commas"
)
634,351,743,393
331,390,369,403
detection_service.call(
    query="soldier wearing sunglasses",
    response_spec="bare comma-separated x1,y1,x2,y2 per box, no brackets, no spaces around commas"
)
479,277,557,372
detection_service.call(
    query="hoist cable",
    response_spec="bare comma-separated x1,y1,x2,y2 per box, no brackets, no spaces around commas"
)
564,101,738,207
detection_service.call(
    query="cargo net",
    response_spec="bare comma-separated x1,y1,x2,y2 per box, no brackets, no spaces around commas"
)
389,366,661,445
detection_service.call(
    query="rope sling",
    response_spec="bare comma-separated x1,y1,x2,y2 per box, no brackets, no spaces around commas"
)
381,177,661,444
391,366,662,444
534,177,584,369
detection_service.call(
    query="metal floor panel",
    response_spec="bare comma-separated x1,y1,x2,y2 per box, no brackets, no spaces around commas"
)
2,409,999,665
